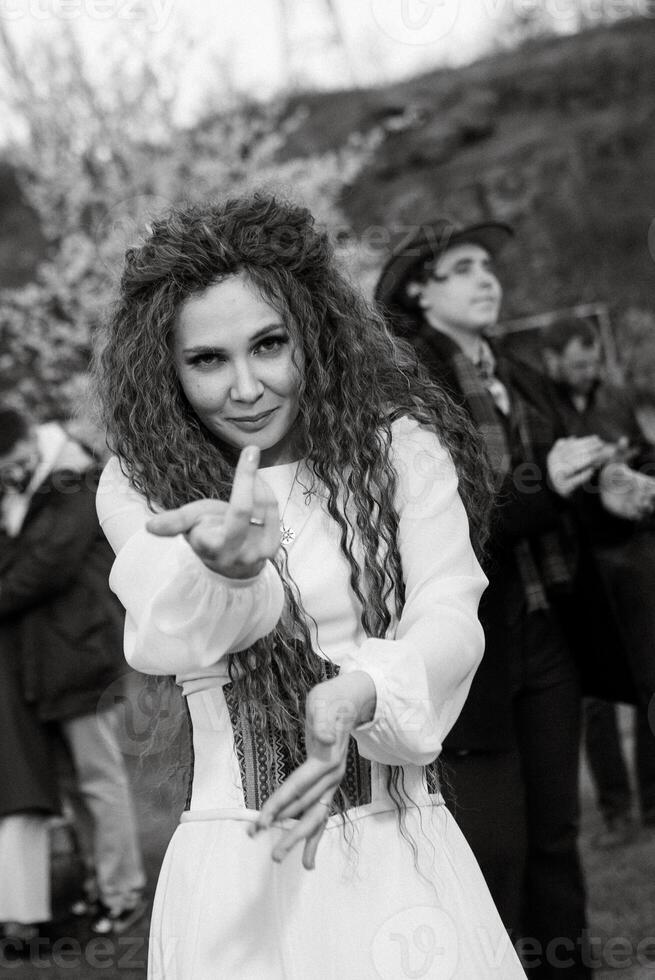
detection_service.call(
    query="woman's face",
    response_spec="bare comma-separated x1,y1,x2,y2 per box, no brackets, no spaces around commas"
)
173,272,304,466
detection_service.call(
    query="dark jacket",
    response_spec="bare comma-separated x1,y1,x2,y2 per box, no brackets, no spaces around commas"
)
0,432,125,723
549,380,655,707
410,329,575,749
408,329,637,749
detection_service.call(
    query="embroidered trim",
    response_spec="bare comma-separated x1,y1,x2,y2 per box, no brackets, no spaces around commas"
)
225,691,296,812
223,660,372,812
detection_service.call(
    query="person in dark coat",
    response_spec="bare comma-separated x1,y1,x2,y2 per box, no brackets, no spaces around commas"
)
542,318,655,844
0,407,146,940
374,221,611,978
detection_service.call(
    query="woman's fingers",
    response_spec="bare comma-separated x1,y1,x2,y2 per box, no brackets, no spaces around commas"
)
267,775,338,823
185,518,228,558
302,808,331,870
253,758,338,830
148,446,269,537
146,445,282,576
224,447,280,550
248,675,372,868
270,800,332,868
147,500,227,536
227,445,261,530
252,489,283,555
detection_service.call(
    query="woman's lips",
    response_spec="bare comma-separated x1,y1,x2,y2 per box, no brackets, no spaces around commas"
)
228,407,278,430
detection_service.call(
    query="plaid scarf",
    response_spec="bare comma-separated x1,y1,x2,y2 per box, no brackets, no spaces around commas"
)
450,346,513,480
449,344,574,612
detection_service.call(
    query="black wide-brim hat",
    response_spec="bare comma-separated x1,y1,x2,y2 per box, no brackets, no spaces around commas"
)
374,219,514,312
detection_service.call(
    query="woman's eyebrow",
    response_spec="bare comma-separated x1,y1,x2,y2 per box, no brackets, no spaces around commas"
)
183,322,286,354
249,322,287,341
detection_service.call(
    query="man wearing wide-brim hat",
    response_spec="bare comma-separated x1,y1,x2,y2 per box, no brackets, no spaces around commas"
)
376,220,607,979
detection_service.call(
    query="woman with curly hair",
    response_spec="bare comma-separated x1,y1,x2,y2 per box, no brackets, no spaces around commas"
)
96,194,525,978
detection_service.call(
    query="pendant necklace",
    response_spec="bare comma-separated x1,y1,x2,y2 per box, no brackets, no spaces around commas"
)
279,461,314,545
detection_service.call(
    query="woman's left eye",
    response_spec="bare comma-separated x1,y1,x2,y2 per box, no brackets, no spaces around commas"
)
255,335,287,355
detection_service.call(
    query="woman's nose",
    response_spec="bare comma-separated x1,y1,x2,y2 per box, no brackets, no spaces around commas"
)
230,362,264,402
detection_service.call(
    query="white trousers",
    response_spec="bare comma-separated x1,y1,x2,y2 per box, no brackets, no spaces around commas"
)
0,814,50,924
61,706,146,915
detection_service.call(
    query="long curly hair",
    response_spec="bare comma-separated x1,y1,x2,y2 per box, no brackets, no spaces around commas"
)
96,193,493,815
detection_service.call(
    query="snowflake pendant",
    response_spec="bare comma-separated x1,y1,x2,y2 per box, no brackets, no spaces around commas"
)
280,523,295,544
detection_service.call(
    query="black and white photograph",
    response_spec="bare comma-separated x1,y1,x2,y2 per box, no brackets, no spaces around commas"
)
1,2,654,977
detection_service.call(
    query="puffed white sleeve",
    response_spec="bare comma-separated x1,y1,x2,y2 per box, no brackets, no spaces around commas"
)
338,417,488,767
96,456,285,676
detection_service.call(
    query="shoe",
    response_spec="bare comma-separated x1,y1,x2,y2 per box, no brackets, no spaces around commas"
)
591,813,636,849
90,895,147,935
70,898,97,917
69,877,99,918
2,922,40,941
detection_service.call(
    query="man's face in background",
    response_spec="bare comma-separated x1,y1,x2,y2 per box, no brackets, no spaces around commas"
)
412,243,503,336
0,431,40,493
546,337,603,396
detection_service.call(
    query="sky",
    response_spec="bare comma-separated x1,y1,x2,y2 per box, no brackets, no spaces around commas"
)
0,0,598,128
0,1,499,119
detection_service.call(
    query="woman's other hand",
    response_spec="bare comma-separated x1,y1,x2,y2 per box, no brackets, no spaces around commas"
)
146,446,280,579
248,671,376,870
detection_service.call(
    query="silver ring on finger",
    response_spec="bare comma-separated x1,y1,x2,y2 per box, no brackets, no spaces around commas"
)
249,517,266,527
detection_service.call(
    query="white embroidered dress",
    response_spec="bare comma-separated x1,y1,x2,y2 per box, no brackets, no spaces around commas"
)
97,418,526,980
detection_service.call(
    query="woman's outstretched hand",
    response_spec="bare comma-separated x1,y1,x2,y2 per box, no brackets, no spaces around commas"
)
248,671,376,870
146,445,280,579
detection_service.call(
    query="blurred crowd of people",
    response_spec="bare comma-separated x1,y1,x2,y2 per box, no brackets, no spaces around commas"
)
0,411,146,954
1,208,654,977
